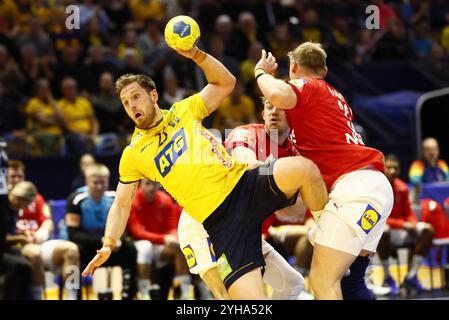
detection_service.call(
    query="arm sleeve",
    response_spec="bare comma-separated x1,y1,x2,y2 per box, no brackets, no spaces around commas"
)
119,148,144,184
172,94,209,121
285,78,312,109
66,193,102,247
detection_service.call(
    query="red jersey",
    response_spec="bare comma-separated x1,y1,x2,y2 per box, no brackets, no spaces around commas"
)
286,78,385,190
225,124,300,237
421,199,449,239
128,188,182,245
387,178,417,229
16,193,50,233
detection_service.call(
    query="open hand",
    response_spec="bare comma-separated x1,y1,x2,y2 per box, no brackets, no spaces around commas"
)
255,49,278,75
82,246,112,277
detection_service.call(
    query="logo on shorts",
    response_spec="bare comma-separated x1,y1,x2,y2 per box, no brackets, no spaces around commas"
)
207,237,216,262
182,245,197,269
217,253,233,281
357,205,380,234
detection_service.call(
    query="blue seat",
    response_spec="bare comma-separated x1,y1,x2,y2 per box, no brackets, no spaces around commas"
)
48,199,68,239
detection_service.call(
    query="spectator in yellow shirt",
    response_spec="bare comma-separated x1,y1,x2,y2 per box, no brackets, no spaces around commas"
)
25,78,66,156
129,0,165,28
58,77,99,156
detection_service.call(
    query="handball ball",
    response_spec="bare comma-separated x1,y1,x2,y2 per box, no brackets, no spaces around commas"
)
164,15,201,51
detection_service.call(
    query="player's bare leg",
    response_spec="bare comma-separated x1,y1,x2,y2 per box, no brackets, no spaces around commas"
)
52,241,80,299
272,156,328,212
22,243,45,299
201,267,230,299
228,268,268,300
309,245,366,299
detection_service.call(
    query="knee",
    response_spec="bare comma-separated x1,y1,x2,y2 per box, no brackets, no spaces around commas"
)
22,245,42,265
64,242,80,261
423,223,435,236
136,241,154,265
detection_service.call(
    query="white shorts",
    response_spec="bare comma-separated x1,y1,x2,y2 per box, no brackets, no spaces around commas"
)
134,240,166,268
41,239,62,273
390,222,427,247
309,169,393,256
178,210,274,277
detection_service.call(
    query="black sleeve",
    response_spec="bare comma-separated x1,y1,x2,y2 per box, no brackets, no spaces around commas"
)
66,192,102,248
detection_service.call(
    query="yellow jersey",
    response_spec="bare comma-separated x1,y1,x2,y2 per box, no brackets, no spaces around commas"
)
58,97,95,134
119,94,247,223
25,98,63,135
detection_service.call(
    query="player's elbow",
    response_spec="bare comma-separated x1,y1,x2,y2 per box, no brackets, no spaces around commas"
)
223,73,236,93
265,89,293,110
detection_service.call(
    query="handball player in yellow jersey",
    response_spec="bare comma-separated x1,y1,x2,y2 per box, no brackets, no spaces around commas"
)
82,45,328,299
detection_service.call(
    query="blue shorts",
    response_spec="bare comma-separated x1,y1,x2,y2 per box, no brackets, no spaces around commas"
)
202,160,296,289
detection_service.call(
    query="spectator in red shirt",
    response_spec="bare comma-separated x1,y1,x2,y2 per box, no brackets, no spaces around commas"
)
127,178,189,299
421,198,449,240
377,154,434,295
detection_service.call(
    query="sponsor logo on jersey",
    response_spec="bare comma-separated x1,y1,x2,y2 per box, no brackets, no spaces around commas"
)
182,244,197,269
155,128,187,177
217,253,232,281
357,205,380,234
207,237,216,262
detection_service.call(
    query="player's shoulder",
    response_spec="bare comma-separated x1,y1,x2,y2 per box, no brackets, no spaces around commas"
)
68,190,89,206
104,190,116,199
288,78,308,89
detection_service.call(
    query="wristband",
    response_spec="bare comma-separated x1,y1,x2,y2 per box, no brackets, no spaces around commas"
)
192,49,207,64
255,72,268,81
102,236,116,249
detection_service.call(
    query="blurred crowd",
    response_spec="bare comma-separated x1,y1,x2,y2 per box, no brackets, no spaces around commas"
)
1,0,449,158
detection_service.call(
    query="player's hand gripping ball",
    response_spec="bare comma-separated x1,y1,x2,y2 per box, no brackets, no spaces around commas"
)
164,15,200,51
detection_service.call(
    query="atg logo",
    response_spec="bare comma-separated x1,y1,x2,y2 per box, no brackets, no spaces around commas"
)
357,205,380,234
155,128,187,177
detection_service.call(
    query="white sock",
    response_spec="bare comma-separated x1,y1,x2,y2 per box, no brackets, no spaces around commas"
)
66,288,78,300
31,286,44,300
138,279,151,298
381,260,390,280
406,255,424,280
175,275,192,299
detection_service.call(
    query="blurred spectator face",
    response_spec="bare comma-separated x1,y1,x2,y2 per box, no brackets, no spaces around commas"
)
262,99,288,132
62,47,79,65
8,167,25,187
303,9,319,27
61,78,78,100
215,14,232,37
21,44,38,64
384,158,400,182
358,30,372,45
99,72,114,92
86,174,109,199
87,16,101,34
141,178,158,202
274,23,290,42
124,30,138,47
422,138,440,165
334,16,348,32
123,49,140,67
145,19,160,35
89,46,105,64
80,153,95,172
36,79,51,101
239,12,256,34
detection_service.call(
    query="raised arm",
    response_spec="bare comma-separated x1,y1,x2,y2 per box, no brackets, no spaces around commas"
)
255,50,297,110
176,47,236,114
82,181,138,276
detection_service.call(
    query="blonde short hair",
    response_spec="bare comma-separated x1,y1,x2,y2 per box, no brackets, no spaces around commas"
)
10,181,37,201
287,42,327,75
84,164,110,178
115,73,156,95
